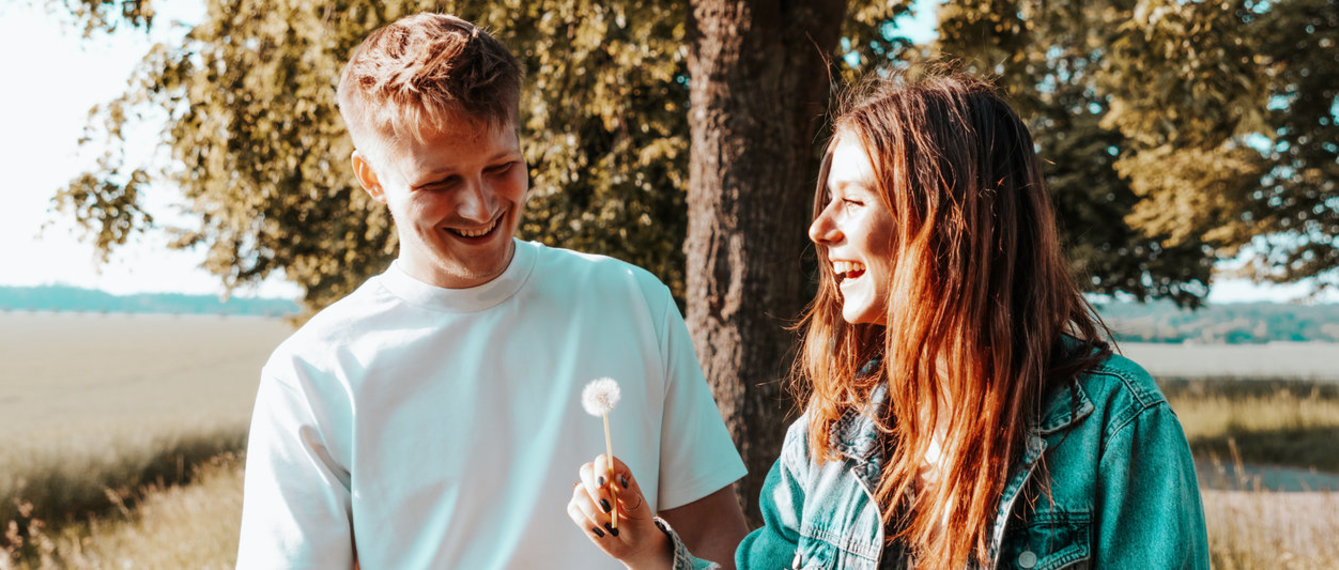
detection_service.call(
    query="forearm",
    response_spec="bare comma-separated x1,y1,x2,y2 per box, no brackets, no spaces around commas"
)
659,487,748,570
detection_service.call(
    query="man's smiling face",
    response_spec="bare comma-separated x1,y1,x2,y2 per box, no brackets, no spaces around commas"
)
354,120,529,289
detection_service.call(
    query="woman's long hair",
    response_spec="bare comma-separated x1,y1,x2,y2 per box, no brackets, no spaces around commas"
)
794,71,1109,568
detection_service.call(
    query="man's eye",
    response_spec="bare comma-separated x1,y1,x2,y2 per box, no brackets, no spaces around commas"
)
421,180,457,191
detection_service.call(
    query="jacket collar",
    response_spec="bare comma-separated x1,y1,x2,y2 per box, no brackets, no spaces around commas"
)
830,382,887,463
1033,379,1093,436
827,358,1095,462
1033,335,1100,435
827,358,888,491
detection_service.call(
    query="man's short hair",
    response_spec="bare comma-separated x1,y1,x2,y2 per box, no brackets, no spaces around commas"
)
337,13,522,160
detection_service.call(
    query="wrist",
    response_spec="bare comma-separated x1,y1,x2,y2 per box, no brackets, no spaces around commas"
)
621,523,674,570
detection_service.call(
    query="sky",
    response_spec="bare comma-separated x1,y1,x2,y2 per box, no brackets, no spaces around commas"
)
0,0,297,298
0,0,1330,303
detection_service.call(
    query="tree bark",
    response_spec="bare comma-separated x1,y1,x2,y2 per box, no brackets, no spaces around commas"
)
685,0,848,524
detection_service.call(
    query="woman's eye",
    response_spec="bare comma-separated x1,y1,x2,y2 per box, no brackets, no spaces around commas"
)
488,162,515,175
843,199,863,208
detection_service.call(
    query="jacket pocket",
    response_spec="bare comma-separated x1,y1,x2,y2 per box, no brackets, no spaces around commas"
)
795,527,887,570
793,532,839,569
998,509,1091,570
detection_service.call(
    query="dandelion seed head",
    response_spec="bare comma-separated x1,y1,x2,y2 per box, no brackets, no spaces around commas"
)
581,377,621,416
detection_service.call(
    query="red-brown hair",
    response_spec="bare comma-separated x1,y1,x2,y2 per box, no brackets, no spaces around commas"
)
337,13,521,163
795,71,1109,568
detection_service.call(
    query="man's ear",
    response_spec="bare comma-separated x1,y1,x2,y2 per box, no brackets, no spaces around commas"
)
351,150,386,203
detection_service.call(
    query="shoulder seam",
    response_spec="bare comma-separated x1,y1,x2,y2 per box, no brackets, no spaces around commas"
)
1099,398,1172,459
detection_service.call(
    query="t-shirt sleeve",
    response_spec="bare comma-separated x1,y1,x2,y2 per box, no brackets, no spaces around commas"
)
654,294,748,510
236,362,356,569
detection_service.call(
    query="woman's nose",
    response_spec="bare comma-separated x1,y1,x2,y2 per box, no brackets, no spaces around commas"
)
809,207,841,245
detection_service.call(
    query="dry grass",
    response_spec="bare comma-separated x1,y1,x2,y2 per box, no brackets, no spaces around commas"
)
4,318,1339,568
1160,375,1339,569
1203,489,1339,570
0,312,287,565
1162,379,1339,473
12,456,1338,570
1167,381,1339,438
1199,444,1339,569
2,454,243,570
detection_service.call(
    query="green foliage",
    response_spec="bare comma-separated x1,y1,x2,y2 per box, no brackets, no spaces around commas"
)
53,0,1338,312
500,0,691,303
928,0,1338,306
53,0,695,313
1245,0,1339,287
839,1,920,81
47,0,157,35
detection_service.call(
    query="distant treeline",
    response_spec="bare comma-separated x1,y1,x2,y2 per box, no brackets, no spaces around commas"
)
3,286,1336,342
0,285,299,317
1096,300,1339,344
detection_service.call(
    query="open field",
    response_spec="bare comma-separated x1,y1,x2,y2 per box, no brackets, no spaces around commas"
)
1163,378,1339,477
3,315,1338,568
1120,341,1339,382
14,459,1334,570
0,312,289,439
1204,489,1339,569
4,454,244,570
0,312,288,561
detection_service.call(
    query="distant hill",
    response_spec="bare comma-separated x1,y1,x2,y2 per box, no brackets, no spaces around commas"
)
1096,300,1339,344
0,285,299,317
3,285,1335,342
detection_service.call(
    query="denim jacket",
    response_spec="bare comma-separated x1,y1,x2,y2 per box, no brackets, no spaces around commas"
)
730,351,1210,569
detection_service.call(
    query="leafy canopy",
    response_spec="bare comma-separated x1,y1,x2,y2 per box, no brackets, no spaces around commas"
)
54,0,1338,310
929,0,1338,305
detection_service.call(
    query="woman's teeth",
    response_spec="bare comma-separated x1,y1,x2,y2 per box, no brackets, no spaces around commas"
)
833,260,866,279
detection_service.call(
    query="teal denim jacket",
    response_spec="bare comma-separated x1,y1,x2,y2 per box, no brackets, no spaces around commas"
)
733,352,1210,569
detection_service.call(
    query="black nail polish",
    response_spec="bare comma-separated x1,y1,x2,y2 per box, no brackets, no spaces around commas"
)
600,498,611,512
592,526,605,538
620,474,629,489
597,476,606,487
610,526,620,537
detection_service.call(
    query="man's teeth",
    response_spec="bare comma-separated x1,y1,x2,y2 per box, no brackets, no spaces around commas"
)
454,216,499,238
833,260,865,278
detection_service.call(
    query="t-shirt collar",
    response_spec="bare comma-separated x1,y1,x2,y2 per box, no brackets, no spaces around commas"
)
381,238,537,312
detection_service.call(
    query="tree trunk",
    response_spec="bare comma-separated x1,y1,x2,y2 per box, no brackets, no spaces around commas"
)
685,0,848,524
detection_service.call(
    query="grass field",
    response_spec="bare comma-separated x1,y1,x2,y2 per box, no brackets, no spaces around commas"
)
0,312,288,566
1119,341,1339,382
3,454,244,570
3,315,1338,568
1203,489,1339,569
1165,378,1339,477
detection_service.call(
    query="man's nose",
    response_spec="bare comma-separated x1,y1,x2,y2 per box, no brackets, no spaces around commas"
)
456,177,497,222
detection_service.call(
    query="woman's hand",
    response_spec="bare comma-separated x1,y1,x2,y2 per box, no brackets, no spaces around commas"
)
567,454,674,570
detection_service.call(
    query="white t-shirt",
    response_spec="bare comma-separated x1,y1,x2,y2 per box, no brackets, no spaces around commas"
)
236,239,746,569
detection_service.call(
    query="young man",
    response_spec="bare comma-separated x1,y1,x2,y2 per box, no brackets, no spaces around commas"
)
236,13,749,569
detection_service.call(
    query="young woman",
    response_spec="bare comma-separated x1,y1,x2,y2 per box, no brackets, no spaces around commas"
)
567,72,1209,569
